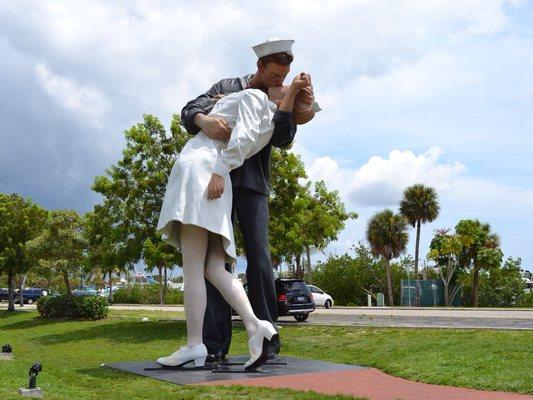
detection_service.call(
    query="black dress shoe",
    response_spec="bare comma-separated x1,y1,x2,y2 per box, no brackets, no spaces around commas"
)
205,351,227,363
268,339,281,355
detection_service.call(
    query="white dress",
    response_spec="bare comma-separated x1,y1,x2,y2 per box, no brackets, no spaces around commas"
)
156,89,278,262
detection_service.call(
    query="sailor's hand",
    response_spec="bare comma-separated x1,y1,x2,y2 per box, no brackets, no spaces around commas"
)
201,115,231,141
207,173,225,200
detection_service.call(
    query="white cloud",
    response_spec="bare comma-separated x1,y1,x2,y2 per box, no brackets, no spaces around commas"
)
299,144,533,262
2,0,519,115
1,0,531,263
446,175,533,220
35,62,110,126
307,146,465,207
353,51,480,101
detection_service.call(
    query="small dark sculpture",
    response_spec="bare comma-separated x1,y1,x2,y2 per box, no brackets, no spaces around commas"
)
28,363,42,389
2,344,12,353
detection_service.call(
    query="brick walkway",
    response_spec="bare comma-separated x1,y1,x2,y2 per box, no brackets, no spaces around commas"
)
199,368,533,400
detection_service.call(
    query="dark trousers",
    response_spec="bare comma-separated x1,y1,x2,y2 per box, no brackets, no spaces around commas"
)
202,187,280,355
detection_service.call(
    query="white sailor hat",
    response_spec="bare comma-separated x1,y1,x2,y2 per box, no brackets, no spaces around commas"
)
252,37,294,58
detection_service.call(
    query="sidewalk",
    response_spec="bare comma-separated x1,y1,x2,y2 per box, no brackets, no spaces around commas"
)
3,302,531,319
2,303,532,329
106,304,533,319
106,304,533,329
200,367,533,400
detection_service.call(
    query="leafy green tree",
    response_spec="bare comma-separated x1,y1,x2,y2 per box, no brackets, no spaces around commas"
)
399,184,440,278
268,148,310,275
301,181,357,282
26,209,85,296
460,257,525,307
313,243,408,305
84,204,132,302
455,219,503,307
0,194,47,311
428,229,463,306
143,238,180,304
268,148,356,280
313,253,363,305
92,114,189,303
366,209,409,306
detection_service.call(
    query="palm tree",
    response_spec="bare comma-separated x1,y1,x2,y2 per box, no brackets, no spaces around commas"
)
366,209,409,306
399,184,440,277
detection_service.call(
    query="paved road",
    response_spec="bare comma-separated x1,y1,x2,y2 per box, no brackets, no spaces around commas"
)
278,314,533,330
279,307,533,330
3,303,532,329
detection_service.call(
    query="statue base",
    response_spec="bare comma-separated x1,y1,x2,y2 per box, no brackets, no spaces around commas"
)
0,352,13,360
104,355,365,385
18,388,43,398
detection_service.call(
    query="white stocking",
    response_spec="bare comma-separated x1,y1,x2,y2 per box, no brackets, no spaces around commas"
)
179,223,208,348
204,231,260,337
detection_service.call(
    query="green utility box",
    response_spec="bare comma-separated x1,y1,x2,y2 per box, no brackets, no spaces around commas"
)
376,293,385,307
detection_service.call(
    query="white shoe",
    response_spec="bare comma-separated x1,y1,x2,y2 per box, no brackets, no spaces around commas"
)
244,320,279,370
156,343,207,367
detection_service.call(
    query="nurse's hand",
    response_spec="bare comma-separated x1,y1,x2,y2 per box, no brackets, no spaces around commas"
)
291,72,311,90
211,93,225,103
207,173,225,200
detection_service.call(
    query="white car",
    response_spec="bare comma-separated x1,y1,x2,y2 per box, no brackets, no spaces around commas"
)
167,281,184,291
307,285,334,308
520,269,532,292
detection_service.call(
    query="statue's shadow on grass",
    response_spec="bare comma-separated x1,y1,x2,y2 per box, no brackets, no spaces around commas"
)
35,319,189,345
76,365,147,381
0,312,66,330
0,309,36,319
1,312,191,345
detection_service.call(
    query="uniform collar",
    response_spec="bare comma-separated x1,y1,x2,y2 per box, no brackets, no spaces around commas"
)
240,74,254,90
242,73,267,93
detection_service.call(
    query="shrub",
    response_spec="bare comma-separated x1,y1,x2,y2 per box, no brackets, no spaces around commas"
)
517,291,533,308
312,243,408,306
37,295,108,320
113,285,143,304
112,284,183,305
460,257,527,307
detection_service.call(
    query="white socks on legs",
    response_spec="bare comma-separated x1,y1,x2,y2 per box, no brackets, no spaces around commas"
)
179,225,262,349
204,232,260,337
179,223,209,348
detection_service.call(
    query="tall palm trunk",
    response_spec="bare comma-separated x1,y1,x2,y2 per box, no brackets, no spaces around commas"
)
472,265,480,307
414,220,421,276
385,258,394,306
7,270,15,312
414,220,421,306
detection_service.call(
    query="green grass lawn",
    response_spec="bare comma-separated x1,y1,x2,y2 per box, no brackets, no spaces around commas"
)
0,309,531,400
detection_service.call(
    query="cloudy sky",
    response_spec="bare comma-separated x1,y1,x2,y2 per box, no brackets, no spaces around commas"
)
1,1,532,270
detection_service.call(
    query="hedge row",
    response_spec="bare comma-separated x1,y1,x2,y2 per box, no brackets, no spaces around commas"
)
37,295,109,320
112,284,184,305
